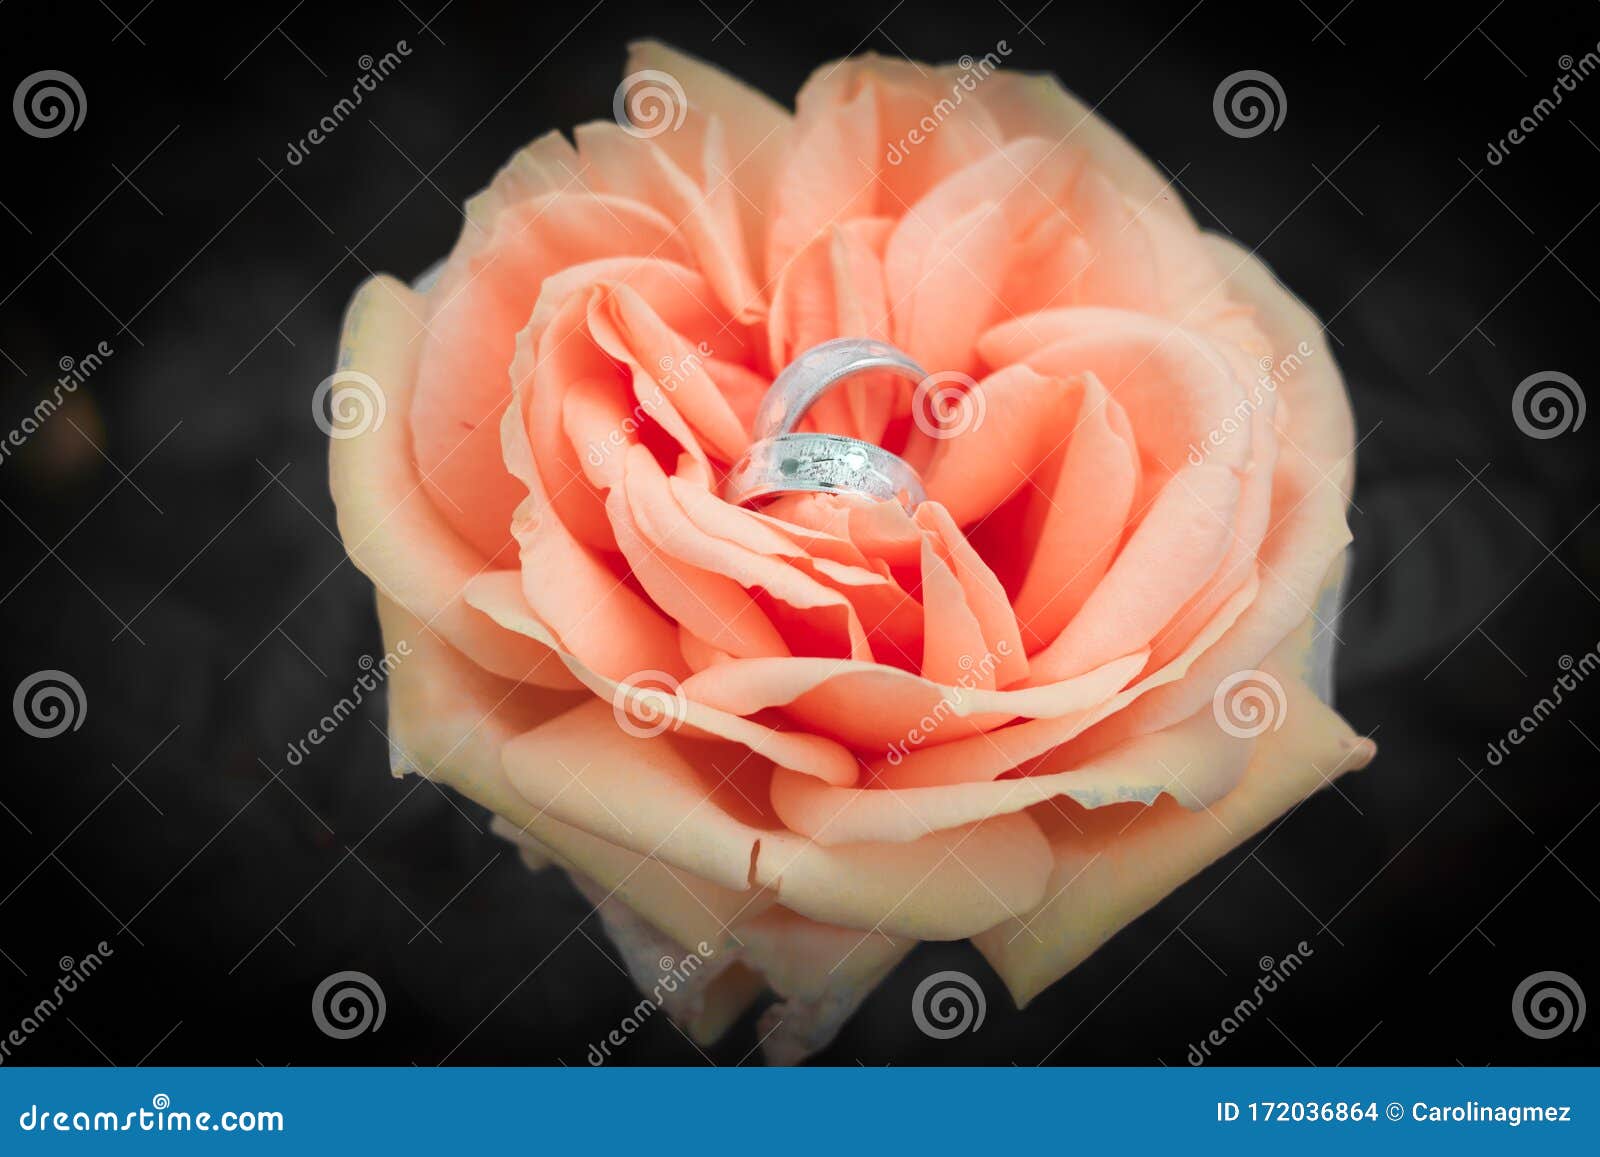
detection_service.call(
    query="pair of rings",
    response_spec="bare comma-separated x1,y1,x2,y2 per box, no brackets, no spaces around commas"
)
723,338,931,510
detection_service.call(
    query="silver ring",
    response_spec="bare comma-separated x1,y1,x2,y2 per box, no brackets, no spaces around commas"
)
725,432,928,508
752,337,928,440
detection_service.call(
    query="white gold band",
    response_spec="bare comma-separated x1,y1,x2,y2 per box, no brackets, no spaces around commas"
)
726,339,931,512
751,338,929,440
724,431,928,508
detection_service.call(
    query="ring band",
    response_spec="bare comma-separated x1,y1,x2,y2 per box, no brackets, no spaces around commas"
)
724,431,928,509
752,337,928,440
727,338,931,512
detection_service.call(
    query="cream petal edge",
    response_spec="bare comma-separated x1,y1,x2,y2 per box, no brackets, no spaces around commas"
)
559,861,913,1061
497,698,1054,940
378,592,1052,943
971,638,1376,1009
770,705,1253,845
330,275,579,690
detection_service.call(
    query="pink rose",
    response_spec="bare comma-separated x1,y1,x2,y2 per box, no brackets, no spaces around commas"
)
330,41,1373,1061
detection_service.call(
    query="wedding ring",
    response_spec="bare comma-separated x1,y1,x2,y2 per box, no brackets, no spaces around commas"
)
726,338,932,511
752,337,929,440
724,431,928,508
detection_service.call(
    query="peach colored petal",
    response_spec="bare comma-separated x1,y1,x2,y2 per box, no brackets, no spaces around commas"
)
547,846,916,1059
973,71,1186,224
568,873,766,1046
1205,235,1357,490
827,220,899,441
767,82,881,282
500,357,687,682
776,61,1005,281
462,571,859,786
1135,196,1248,321
868,65,1005,211
881,139,1079,374
1011,373,1140,649
998,211,1093,316
659,117,767,324
915,528,990,686
872,570,1257,787
770,706,1252,845
518,289,631,553
1026,464,1240,683
460,130,586,236
499,698,1052,938
1148,402,1277,670
586,283,748,465
624,40,794,272
766,219,896,441
618,447,881,661
889,198,1011,376
609,451,790,659
495,813,777,953
380,595,775,994
980,309,1254,475
373,594,592,854
978,161,1166,318
1075,444,1351,749
328,275,576,689
701,356,771,433
919,364,1080,524
972,659,1376,1007
755,809,1051,941
731,907,913,1065
668,474,808,559
678,648,1146,757
916,501,1027,684
413,192,689,561
525,256,750,362
575,119,765,324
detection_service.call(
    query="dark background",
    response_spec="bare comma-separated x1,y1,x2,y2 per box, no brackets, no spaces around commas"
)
1,0,1597,1067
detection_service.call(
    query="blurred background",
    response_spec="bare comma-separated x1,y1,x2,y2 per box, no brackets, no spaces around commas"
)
1,0,1596,1065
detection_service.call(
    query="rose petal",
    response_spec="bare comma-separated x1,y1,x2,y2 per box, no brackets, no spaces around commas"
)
626,40,794,287
329,276,577,688
414,192,689,560
972,657,1376,1007
499,699,1052,939
920,364,1081,524
974,71,1185,223
1205,235,1357,490
770,706,1252,844
1010,373,1140,649
1025,463,1240,683
980,309,1255,475
871,571,1257,787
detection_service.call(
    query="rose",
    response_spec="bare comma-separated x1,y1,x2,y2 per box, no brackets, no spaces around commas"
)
330,41,1373,1060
